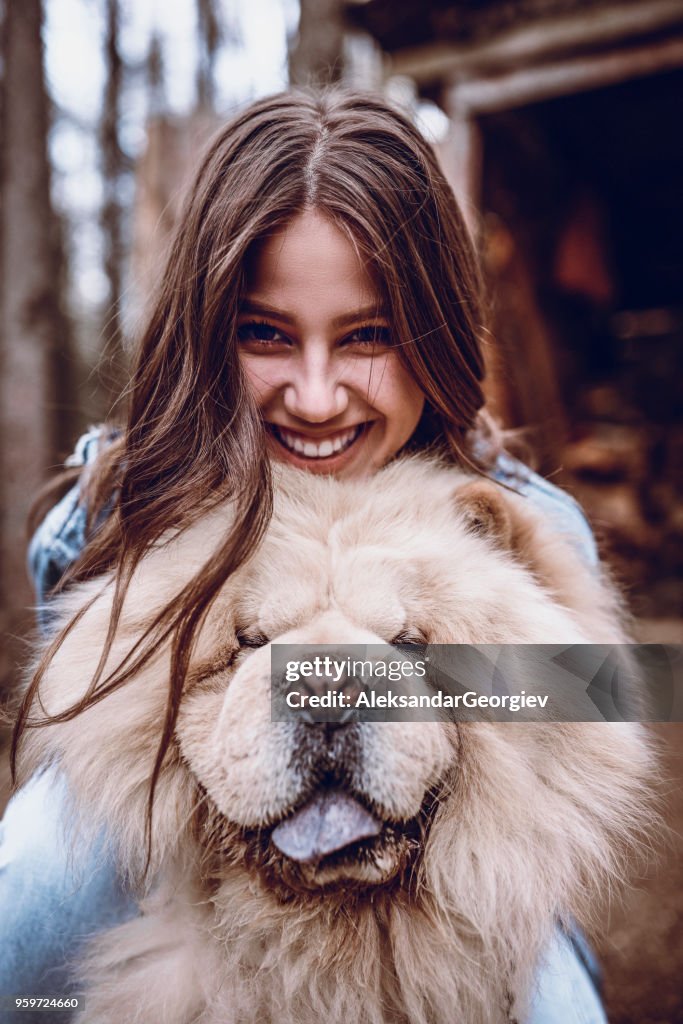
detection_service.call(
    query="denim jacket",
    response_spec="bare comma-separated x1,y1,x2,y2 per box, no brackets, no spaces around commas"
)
27,426,598,633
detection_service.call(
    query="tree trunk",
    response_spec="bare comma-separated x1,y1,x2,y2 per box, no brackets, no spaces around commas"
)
288,0,345,88
195,0,221,112
99,0,127,405
0,0,65,686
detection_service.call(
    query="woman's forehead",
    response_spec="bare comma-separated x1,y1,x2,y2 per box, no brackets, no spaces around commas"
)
244,210,386,321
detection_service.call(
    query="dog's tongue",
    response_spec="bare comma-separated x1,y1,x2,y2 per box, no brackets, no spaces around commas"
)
271,789,382,864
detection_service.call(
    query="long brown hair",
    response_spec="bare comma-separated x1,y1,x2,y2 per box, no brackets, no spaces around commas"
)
13,89,495,847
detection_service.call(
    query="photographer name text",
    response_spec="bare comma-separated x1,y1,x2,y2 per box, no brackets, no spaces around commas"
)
285,689,549,710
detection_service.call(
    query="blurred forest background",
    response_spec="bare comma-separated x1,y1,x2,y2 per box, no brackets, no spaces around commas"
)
1,1,682,1021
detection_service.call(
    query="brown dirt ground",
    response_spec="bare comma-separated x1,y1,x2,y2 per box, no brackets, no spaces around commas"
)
592,722,683,1024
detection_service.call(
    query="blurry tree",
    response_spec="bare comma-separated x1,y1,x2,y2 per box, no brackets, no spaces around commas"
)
99,0,128,405
288,0,345,87
196,0,222,111
146,31,166,117
0,0,74,685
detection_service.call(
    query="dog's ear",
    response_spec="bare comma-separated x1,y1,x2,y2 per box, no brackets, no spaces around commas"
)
455,479,541,562
453,475,629,644
454,480,517,549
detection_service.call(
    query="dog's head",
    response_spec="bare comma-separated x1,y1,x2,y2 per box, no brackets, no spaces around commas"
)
21,458,654,927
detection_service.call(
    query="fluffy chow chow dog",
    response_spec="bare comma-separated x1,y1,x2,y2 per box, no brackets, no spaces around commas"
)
19,457,656,1024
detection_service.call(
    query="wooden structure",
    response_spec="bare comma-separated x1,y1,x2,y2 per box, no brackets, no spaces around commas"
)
127,2,683,622
347,0,683,622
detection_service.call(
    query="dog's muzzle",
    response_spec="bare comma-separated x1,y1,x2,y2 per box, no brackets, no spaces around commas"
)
257,717,425,894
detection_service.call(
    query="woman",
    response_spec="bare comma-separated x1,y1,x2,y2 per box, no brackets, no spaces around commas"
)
2,90,604,1023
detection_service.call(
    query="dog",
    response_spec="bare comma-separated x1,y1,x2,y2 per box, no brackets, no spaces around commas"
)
19,456,657,1024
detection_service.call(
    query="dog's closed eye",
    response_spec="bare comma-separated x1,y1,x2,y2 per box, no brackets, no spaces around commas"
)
236,628,270,649
391,629,428,647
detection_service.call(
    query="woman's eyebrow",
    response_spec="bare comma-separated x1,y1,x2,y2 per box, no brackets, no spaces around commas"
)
240,299,296,324
239,299,388,327
332,305,389,328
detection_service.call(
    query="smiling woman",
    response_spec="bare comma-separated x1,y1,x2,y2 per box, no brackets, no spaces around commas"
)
3,89,614,1024
238,210,425,476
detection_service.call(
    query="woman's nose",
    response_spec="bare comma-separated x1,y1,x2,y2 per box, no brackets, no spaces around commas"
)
283,358,349,422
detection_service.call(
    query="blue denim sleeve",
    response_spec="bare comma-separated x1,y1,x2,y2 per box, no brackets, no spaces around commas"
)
0,770,137,1022
491,452,599,569
27,484,86,635
528,926,606,1024
26,426,116,635
2,428,133,1021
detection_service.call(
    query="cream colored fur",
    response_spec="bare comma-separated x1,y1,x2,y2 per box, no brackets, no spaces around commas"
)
19,456,657,1024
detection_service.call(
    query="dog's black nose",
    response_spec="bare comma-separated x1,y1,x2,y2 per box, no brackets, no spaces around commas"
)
299,705,356,733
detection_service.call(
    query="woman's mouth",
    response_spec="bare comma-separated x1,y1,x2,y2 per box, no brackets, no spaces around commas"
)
268,423,368,462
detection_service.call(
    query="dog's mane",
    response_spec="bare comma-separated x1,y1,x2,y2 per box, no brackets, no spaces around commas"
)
17,457,658,1024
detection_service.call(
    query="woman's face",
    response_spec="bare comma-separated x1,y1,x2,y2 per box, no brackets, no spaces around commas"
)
237,209,425,478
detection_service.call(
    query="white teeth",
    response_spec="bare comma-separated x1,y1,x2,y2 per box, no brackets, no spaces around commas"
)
274,425,363,459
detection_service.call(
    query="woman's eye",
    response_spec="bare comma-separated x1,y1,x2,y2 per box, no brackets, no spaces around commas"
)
236,321,289,347
344,325,392,349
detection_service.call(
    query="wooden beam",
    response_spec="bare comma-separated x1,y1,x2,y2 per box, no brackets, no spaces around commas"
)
434,114,482,242
387,0,683,85
447,34,683,117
